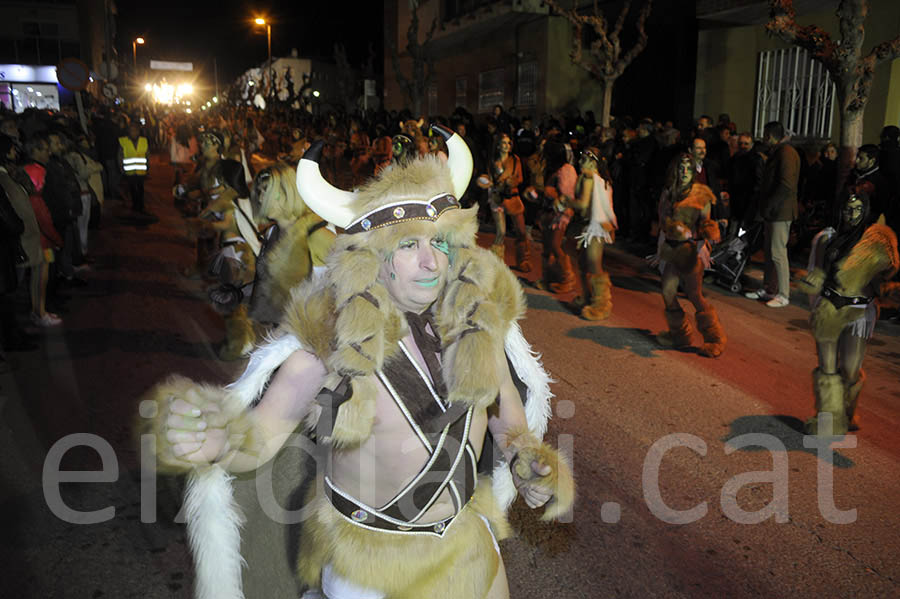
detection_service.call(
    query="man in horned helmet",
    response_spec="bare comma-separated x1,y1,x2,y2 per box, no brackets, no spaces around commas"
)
140,125,574,598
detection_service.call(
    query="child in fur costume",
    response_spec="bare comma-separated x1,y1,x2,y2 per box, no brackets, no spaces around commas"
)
139,126,574,599
653,153,726,357
798,191,900,435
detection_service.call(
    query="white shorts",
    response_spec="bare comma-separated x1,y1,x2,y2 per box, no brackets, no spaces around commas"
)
314,515,501,599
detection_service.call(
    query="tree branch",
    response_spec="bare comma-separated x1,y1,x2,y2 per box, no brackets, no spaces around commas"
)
611,0,631,43
869,33,900,65
766,0,839,69
615,0,652,77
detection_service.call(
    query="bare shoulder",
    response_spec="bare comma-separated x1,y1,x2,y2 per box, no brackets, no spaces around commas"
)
277,348,327,384
255,349,327,423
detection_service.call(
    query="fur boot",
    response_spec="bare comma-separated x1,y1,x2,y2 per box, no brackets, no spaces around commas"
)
581,272,612,321
535,253,557,290
695,308,726,358
656,306,693,347
805,369,848,436
845,369,865,431
550,253,576,294
219,305,255,361
490,242,505,262
515,237,532,273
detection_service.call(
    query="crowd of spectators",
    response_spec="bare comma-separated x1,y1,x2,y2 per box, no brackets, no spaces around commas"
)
3,98,899,369
0,102,163,370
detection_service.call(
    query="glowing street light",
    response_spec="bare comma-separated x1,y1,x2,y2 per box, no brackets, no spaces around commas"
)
253,16,272,98
133,37,145,69
144,83,152,92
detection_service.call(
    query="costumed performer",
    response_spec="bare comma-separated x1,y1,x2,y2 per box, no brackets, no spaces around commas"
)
178,131,225,278
248,162,335,327
139,125,575,599
573,147,617,321
797,191,899,435
480,133,531,272
190,159,261,361
654,153,727,358
536,141,578,294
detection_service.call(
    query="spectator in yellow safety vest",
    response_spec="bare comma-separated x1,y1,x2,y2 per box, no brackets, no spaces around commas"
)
118,121,155,222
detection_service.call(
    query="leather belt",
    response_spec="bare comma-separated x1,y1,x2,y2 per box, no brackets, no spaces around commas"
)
822,287,870,309
325,477,458,537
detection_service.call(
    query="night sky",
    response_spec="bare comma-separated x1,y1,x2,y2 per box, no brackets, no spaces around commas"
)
115,0,384,89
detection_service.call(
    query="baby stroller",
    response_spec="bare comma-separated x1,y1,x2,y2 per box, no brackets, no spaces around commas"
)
708,221,763,294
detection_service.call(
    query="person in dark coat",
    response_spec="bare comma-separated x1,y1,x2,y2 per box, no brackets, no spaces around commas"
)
744,121,800,308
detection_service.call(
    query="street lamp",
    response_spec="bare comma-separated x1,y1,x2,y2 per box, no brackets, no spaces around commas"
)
254,17,272,98
133,37,145,69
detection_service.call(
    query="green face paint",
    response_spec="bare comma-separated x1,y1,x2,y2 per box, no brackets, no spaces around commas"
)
415,276,440,288
431,238,450,256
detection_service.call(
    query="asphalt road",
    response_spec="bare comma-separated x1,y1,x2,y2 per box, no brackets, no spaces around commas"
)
1,155,898,598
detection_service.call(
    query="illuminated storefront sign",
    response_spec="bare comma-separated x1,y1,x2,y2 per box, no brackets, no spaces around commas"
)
0,64,62,112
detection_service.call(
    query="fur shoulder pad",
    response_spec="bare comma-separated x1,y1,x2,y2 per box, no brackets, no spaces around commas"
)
683,183,716,209
436,247,525,410
281,277,338,360
446,246,526,326
836,223,900,292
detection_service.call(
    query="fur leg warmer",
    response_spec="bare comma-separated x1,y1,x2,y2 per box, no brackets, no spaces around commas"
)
657,306,693,348
696,308,726,358
805,369,848,436
219,305,256,361
550,253,576,294
581,272,612,321
845,369,865,431
504,427,575,521
515,238,532,273
490,242,505,262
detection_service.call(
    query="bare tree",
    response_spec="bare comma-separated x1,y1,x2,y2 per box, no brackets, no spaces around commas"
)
767,0,900,181
544,0,653,127
388,0,436,116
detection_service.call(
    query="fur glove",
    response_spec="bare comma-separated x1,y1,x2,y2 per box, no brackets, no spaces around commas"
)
136,374,261,474
505,427,575,521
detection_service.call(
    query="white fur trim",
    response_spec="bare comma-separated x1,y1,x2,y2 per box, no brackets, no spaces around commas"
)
185,467,245,599
187,334,303,599
225,334,303,408
493,322,554,511
504,322,553,437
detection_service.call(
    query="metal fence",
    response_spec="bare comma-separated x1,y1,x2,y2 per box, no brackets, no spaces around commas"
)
755,47,835,141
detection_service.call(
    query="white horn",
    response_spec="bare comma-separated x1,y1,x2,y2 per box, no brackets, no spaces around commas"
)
296,141,357,228
430,124,473,200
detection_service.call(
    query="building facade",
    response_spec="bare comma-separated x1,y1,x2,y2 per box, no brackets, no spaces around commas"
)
383,0,611,118
695,0,900,144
